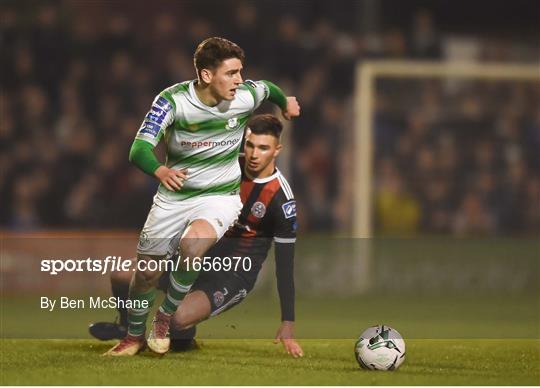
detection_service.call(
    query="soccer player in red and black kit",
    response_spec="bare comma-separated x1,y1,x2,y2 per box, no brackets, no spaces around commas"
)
91,114,303,357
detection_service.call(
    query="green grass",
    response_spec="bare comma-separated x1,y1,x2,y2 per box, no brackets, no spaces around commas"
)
1,339,538,385
2,212,538,385
0,291,540,385
2,294,539,339
1,294,539,384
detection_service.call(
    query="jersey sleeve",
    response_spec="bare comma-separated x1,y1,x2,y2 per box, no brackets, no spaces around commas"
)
275,241,295,321
243,80,270,111
128,139,162,176
269,187,297,244
242,80,288,112
269,185,297,322
135,92,176,146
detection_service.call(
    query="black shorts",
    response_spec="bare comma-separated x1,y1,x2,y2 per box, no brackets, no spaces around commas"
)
158,269,252,317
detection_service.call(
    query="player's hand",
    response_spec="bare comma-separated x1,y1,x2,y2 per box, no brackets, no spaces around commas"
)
154,166,189,191
282,96,300,120
273,321,304,358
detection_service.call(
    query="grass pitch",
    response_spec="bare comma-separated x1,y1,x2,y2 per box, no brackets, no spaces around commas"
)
1,294,539,385
1,339,538,385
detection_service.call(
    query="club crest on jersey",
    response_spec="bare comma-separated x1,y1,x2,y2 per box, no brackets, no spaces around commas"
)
251,201,266,218
226,117,239,130
282,200,296,219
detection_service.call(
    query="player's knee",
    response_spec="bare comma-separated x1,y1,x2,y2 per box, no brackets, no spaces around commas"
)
180,234,215,261
133,263,162,287
171,312,189,331
110,268,132,287
180,220,217,258
134,255,164,282
136,269,160,284
179,238,201,262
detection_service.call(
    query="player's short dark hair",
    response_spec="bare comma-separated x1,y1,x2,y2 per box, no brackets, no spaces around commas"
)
247,114,283,139
194,37,245,78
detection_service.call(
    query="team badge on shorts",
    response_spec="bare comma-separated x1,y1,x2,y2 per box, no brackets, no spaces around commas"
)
213,291,225,307
251,201,266,218
226,117,239,130
139,231,149,247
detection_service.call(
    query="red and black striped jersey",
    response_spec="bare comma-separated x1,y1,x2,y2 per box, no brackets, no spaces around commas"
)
227,167,297,242
211,166,297,282
206,164,297,321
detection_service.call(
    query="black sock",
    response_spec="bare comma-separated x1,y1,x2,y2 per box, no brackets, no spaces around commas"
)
170,326,197,351
112,283,129,327
170,325,197,340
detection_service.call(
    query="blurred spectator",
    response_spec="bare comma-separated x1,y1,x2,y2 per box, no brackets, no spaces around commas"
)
295,135,336,231
453,193,497,236
408,9,441,59
226,2,263,66
9,176,42,230
375,158,421,236
271,15,306,80
30,4,68,92
0,0,538,238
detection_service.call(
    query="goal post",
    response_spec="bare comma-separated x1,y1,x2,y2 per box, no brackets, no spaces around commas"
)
352,60,539,292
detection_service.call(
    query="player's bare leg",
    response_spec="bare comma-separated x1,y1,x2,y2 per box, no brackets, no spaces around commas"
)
167,291,211,351
147,220,217,354
104,255,164,356
170,290,212,330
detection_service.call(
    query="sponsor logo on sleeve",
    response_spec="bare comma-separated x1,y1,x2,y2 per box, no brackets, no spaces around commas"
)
138,96,173,138
145,106,167,125
139,121,161,137
156,96,173,111
282,200,296,219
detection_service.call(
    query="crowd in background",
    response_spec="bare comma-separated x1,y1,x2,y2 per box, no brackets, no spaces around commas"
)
374,79,539,236
1,1,539,236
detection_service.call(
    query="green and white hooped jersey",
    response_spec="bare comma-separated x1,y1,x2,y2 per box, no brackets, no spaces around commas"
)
135,80,270,201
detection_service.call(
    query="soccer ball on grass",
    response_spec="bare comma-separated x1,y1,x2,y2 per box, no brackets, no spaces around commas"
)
354,325,406,371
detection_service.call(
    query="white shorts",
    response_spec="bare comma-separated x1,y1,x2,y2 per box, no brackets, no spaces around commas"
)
137,192,242,257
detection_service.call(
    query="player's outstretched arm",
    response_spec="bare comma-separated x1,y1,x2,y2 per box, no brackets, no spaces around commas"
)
273,239,302,357
260,80,301,120
274,321,304,358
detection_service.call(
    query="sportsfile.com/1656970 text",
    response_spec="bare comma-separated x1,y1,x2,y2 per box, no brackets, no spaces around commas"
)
40,256,252,275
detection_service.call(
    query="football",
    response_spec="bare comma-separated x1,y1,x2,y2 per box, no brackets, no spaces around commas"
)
355,325,406,371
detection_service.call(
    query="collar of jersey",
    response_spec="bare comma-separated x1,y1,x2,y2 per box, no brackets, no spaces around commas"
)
189,80,223,112
252,168,280,184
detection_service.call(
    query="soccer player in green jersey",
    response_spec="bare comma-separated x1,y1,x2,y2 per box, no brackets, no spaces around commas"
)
105,37,300,356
